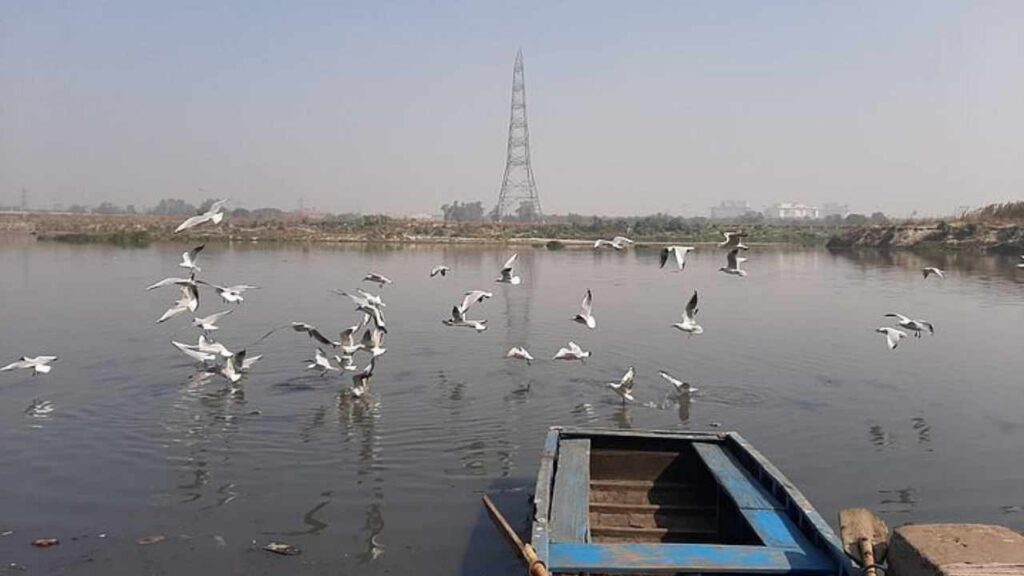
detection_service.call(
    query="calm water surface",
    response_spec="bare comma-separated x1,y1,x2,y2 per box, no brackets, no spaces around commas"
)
1,238,1022,574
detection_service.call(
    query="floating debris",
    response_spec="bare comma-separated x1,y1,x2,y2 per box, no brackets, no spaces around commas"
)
213,535,226,547
709,422,722,428
264,541,301,556
31,538,59,548
136,535,166,545
0,530,12,537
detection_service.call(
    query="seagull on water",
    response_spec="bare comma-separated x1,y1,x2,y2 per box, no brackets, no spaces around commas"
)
351,357,377,398
179,244,205,272
506,346,534,365
307,348,338,373
363,272,392,288
593,236,634,250
672,290,704,336
718,231,749,250
174,200,227,233
659,370,697,395
496,254,521,285
430,265,450,278
719,248,748,277
193,309,232,332
553,341,591,363
157,284,200,323
292,322,340,347
572,289,596,329
884,313,934,338
875,327,908,350
198,281,258,304
922,267,944,279
2,356,58,375
660,246,695,271
607,367,636,403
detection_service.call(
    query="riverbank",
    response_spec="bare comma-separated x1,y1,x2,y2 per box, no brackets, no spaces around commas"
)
826,221,1024,253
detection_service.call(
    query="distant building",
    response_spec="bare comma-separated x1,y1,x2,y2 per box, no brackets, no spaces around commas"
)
710,201,756,220
764,202,821,220
408,213,442,222
820,203,849,219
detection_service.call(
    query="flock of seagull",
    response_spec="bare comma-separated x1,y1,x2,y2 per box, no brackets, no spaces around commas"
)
5,202,1024,409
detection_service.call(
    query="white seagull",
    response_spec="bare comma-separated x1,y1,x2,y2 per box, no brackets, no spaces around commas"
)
1,356,58,375
442,305,488,332
338,325,364,355
884,313,935,338
1018,255,1024,269
198,281,258,305
671,290,704,336
719,248,748,277
660,246,695,271
363,272,393,288
335,353,358,372
607,367,636,403
146,274,197,291
233,349,263,372
356,289,386,308
593,236,634,250
718,231,749,250
461,290,493,312
307,348,338,373
922,267,944,279
496,253,521,285
430,265,450,278
195,334,234,358
157,284,199,323
192,309,232,332
659,370,698,395
505,346,534,365
174,200,228,233
572,289,596,329
335,290,387,333
359,327,387,357
553,341,591,363
875,327,908,350
351,357,377,398
179,244,205,272
292,322,340,347
171,340,216,363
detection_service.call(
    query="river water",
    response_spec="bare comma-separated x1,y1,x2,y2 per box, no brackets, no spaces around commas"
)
0,238,1022,574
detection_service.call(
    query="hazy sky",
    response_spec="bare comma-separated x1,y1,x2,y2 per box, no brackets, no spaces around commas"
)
2,2,1022,217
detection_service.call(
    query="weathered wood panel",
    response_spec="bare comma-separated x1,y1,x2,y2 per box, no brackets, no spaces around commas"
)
548,542,835,574
693,442,781,511
549,438,590,543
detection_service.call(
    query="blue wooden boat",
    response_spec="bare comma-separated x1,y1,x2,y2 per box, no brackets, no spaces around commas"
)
530,428,857,575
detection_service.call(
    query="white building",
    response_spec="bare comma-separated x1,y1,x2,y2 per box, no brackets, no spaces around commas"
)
764,202,821,220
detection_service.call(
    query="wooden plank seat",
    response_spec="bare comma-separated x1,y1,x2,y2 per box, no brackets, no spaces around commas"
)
549,438,591,543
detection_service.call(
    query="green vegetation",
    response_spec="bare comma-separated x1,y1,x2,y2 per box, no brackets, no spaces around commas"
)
41,229,151,247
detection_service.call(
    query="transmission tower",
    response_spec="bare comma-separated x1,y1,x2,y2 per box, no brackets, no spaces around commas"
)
495,50,542,222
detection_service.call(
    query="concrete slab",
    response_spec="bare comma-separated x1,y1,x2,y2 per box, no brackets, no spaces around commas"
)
889,524,1024,576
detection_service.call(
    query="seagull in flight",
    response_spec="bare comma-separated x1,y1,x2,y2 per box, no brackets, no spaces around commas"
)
195,334,234,358
719,248,748,277
157,284,199,323
292,322,340,347
430,265,450,278
572,289,596,329
363,272,392,288
198,281,258,304
659,370,697,395
442,305,488,332
884,313,935,338
193,309,232,332
334,290,387,333
171,340,217,363
356,289,386,308
359,327,387,357
607,367,636,403
335,353,357,372
718,231,749,250
672,290,703,336
233,349,263,372
875,327,908,350
496,253,521,285
593,236,634,250
351,357,377,398
921,267,944,279
307,348,338,373
660,246,695,271
338,324,364,355
179,244,205,272
174,200,227,233
146,274,197,291
2,356,58,375
553,341,591,363
505,346,534,365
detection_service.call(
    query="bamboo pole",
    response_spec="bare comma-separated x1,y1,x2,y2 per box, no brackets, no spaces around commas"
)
482,495,551,576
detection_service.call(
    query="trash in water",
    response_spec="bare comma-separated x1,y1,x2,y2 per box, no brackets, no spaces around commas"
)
136,535,166,545
264,541,301,556
31,538,59,548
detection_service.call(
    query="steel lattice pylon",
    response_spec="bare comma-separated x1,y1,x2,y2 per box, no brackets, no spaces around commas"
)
495,50,542,222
